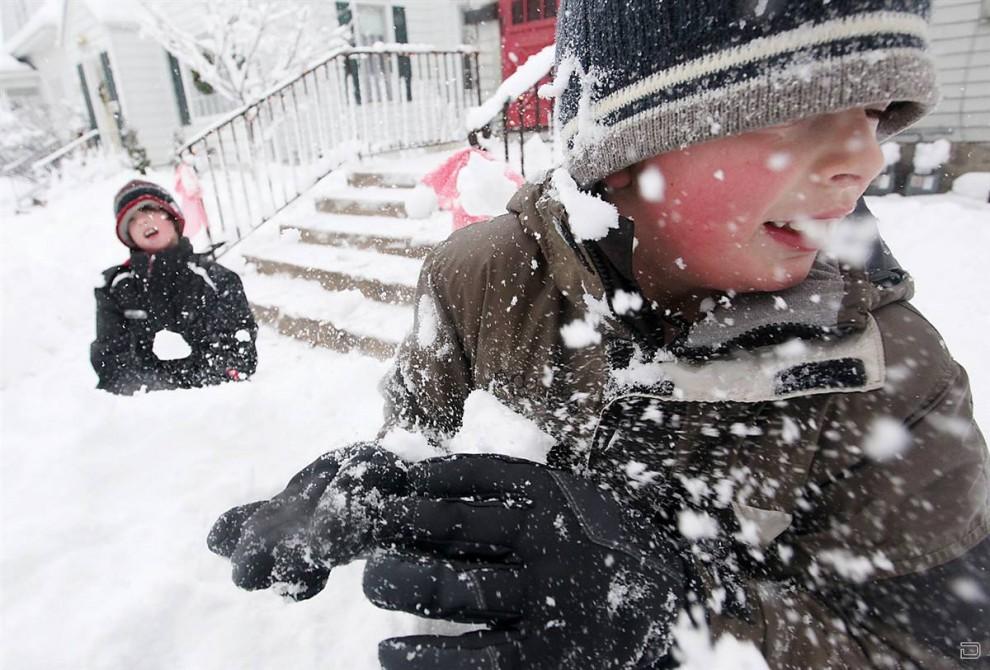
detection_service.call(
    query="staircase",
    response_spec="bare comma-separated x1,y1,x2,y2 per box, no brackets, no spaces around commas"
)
237,147,458,359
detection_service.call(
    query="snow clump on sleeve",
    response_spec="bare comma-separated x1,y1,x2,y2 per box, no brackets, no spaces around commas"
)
671,606,769,670
446,390,556,463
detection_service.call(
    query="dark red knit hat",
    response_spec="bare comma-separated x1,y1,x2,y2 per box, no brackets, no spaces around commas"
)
113,179,185,248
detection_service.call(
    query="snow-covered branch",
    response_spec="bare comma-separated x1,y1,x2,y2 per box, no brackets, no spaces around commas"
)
136,0,350,106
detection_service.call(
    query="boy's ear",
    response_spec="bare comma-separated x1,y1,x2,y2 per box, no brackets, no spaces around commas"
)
603,168,634,191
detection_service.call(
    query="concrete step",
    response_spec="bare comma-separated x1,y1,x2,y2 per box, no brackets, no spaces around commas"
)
313,184,436,220
280,211,451,259
244,272,412,359
347,171,420,189
242,238,422,304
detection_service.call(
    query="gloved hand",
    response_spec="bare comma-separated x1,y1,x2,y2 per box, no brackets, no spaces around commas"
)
364,454,686,669
208,443,407,600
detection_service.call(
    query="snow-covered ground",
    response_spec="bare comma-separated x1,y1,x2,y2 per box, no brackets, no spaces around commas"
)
1,169,988,669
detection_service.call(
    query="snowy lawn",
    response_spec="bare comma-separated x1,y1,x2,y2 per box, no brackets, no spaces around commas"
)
1,171,988,669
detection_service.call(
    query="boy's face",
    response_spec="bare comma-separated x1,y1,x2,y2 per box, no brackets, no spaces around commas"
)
128,205,179,253
608,106,886,301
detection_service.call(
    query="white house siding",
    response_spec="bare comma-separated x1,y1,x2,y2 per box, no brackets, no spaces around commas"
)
105,29,184,165
907,0,990,142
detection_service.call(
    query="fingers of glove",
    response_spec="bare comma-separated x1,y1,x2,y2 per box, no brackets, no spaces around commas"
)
229,530,278,591
363,552,524,624
407,454,547,499
379,631,521,670
334,445,408,496
227,501,307,591
207,500,267,557
269,541,330,601
377,497,525,560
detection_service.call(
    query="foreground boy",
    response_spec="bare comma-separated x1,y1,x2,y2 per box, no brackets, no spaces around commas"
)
209,1,989,667
91,180,258,394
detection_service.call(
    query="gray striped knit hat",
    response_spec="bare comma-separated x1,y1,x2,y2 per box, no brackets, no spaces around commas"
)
555,0,939,186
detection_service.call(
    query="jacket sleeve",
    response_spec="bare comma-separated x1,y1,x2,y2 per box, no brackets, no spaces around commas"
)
713,359,990,669
91,284,174,394
166,265,258,385
378,247,474,447
205,265,258,378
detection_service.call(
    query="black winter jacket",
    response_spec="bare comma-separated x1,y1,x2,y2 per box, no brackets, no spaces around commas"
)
91,238,258,395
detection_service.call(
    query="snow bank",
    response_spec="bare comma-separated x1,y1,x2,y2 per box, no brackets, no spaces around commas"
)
0,169,455,669
952,172,990,202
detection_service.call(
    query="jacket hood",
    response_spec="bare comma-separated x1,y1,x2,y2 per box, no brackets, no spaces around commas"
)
508,179,914,356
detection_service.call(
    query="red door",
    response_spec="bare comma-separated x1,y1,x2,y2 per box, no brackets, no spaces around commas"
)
499,0,558,129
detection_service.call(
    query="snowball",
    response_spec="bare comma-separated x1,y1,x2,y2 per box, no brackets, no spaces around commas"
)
824,214,878,267
637,166,665,202
817,549,892,582
863,417,911,461
152,330,191,360
611,289,643,315
446,390,556,463
678,509,719,540
949,577,989,604
550,168,619,241
766,152,791,172
234,329,251,342
404,185,437,219
560,315,601,348
379,428,443,462
456,153,519,217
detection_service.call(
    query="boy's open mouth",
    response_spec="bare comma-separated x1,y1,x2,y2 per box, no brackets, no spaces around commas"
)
143,227,159,239
763,219,835,252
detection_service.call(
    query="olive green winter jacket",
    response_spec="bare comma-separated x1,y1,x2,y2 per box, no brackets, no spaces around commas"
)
380,179,990,669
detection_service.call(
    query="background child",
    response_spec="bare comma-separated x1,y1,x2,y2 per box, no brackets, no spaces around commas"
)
91,179,258,395
209,1,988,667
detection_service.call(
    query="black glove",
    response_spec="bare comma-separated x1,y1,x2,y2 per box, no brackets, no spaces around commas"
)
208,443,407,600
364,454,686,669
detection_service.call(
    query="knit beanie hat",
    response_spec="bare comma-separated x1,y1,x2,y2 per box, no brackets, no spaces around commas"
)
113,179,185,248
555,0,939,186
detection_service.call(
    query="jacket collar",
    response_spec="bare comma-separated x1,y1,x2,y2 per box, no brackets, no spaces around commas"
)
508,178,914,358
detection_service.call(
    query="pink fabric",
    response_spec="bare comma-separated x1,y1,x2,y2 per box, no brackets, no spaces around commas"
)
174,163,209,239
421,148,524,231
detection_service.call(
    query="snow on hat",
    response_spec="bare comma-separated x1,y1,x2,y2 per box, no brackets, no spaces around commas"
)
114,179,185,248
554,0,939,186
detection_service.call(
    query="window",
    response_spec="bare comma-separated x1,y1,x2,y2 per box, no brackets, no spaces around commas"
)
512,0,524,24
513,0,556,24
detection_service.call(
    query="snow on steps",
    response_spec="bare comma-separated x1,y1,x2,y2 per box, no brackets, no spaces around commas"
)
243,237,422,304
280,211,452,259
242,148,461,357
314,184,433,218
244,272,412,359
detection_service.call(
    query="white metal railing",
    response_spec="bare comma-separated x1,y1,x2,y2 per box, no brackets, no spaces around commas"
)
2,129,102,208
467,44,555,178
177,44,482,254
31,128,101,172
